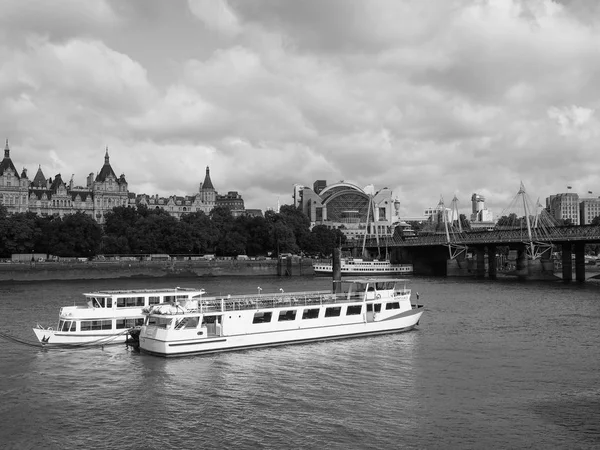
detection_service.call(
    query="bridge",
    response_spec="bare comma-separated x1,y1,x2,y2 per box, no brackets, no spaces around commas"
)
343,184,600,282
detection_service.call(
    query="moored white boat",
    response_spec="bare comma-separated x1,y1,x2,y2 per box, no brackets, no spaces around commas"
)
33,287,206,346
313,258,413,276
138,278,423,357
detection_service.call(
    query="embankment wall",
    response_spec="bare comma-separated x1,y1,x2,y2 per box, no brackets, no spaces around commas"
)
0,259,314,282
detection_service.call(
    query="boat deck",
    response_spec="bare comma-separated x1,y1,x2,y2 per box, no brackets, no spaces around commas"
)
164,289,411,315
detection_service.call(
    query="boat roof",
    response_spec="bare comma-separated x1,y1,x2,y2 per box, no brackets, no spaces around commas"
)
83,287,205,296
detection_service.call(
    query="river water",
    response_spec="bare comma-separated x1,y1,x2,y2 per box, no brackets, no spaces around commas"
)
0,275,599,449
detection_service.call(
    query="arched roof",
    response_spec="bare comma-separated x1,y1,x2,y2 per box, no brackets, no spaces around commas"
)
322,189,370,223
319,182,364,201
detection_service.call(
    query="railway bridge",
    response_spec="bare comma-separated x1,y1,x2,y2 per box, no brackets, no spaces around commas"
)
344,184,600,281
346,224,600,281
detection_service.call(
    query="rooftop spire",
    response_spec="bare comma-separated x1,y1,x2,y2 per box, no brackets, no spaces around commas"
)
104,146,109,165
202,165,214,190
4,138,9,159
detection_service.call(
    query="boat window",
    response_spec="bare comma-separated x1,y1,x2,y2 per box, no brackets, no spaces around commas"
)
376,282,392,290
80,320,112,331
325,307,341,317
117,318,144,329
346,305,362,315
374,304,381,312
106,298,113,308
59,320,73,331
69,321,76,332
116,296,145,307
203,315,216,324
149,296,160,305
278,310,297,321
253,312,272,324
366,304,373,312
302,308,319,319
385,302,400,310
155,317,172,329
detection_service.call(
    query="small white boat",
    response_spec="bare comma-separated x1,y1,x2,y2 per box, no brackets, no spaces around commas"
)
313,258,413,276
137,278,423,357
33,287,206,346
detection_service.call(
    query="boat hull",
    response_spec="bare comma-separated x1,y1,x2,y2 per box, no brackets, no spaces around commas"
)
139,307,423,357
32,327,129,346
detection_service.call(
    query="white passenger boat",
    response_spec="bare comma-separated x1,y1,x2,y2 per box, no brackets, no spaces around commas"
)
313,258,413,276
137,278,423,357
33,287,206,346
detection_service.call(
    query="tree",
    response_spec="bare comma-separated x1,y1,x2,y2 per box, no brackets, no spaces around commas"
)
181,211,219,254
0,212,38,257
307,225,345,258
278,204,311,250
46,212,102,257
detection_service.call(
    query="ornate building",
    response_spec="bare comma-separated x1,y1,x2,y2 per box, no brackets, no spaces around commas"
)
133,166,220,219
0,140,128,223
0,141,246,223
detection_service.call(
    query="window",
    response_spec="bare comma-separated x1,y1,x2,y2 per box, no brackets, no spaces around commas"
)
278,310,297,321
116,318,144,329
374,304,382,312
149,296,160,305
385,302,400,310
253,312,272,324
346,305,362,315
325,307,341,317
302,308,319,319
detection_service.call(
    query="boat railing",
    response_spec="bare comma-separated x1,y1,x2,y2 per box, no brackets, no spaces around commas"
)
194,290,373,313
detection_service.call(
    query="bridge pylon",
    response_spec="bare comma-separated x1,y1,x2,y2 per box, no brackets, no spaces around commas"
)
444,195,468,260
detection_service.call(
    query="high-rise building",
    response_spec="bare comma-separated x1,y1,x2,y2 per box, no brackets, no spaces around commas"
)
470,193,494,224
546,193,580,225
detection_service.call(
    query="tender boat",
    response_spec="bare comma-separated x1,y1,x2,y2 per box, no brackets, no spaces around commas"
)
313,258,413,276
33,287,206,346
137,278,423,357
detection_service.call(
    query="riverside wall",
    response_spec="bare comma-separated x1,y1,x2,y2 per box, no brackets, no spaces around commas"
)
0,259,315,282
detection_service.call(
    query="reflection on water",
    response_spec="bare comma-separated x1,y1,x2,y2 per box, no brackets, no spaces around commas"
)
1,276,599,449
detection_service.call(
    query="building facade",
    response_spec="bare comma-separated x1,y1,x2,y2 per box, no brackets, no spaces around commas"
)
469,193,494,229
546,193,580,225
580,197,600,225
295,180,401,240
0,141,246,222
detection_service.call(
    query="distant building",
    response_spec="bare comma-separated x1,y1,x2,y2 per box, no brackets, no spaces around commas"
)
470,193,494,229
313,180,327,195
216,191,244,211
1,140,128,223
0,140,247,222
546,193,580,225
292,183,305,207
295,180,401,240
580,197,600,224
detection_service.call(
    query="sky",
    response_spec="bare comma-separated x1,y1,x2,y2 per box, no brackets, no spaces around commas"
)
1,0,600,217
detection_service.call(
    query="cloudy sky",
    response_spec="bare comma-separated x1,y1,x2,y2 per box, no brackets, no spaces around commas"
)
1,0,599,217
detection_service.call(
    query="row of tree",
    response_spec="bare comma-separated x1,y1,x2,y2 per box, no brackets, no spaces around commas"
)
0,204,346,259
